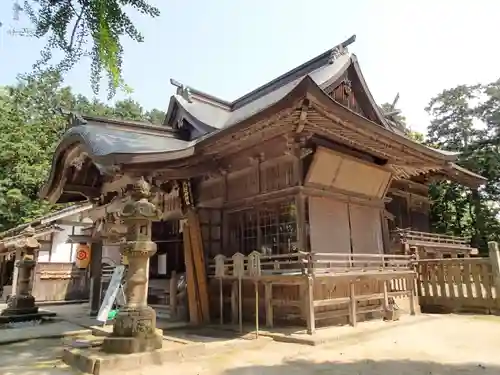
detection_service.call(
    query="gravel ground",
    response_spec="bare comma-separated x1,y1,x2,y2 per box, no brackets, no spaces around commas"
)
2,314,500,375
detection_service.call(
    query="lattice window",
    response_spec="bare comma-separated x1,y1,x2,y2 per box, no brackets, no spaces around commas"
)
227,201,298,255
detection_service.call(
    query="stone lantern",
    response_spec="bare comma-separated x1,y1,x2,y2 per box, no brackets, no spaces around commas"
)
2,226,40,316
102,177,163,354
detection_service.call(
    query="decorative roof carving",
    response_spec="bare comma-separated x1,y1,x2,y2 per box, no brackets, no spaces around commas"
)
328,35,356,64
170,78,193,103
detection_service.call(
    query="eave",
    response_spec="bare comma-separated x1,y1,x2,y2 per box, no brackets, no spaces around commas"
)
41,75,459,205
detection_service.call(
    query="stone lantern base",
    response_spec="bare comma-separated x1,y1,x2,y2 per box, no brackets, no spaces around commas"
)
1,295,38,316
101,306,163,354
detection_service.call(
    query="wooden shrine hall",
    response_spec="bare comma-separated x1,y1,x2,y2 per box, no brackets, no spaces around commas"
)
35,35,486,353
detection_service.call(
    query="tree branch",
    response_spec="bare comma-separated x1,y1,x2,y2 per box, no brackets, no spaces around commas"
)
67,1,86,51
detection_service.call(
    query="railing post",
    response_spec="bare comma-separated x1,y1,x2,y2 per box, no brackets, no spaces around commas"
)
307,253,314,275
305,275,315,334
488,242,500,310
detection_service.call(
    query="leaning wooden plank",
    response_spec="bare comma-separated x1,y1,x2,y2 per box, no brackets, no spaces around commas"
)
169,271,178,319
182,222,200,325
187,210,211,323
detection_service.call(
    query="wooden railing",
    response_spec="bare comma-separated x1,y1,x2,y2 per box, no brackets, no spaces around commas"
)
392,228,471,248
207,251,414,278
305,253,413,275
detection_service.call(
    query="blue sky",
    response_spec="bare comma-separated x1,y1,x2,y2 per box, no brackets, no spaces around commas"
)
0,0,499,133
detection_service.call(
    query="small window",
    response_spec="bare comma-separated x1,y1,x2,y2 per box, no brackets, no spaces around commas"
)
457,253,465,258
443,253,452,259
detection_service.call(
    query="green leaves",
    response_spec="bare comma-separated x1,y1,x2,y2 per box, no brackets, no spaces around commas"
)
426,82,500,253
12,0,160,98
0,71,165,232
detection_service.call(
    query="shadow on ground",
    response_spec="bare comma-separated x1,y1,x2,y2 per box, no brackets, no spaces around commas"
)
0,338,70,375
223,359,498,375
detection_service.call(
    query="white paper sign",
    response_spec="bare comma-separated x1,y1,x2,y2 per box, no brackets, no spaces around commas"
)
97,265,125,323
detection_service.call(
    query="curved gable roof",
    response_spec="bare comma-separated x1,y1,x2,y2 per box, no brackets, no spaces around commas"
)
40,36,487,202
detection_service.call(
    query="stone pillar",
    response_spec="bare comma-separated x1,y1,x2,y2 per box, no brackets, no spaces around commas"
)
2,227,39,316
102,177,162,354
10,247,22,297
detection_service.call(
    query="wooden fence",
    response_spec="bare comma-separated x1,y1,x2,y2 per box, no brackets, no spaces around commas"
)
415,242,500,314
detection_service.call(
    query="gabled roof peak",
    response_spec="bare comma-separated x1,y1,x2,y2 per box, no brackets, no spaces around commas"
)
169,35,357,111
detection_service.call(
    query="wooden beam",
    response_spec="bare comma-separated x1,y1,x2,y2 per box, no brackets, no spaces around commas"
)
55,220,92,227
187,210,210,323
64,184,101,198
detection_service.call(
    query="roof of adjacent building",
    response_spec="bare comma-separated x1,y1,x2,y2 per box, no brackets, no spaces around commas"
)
0,203,92,240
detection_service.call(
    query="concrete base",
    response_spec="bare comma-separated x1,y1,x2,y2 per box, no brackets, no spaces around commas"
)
63,332,271,375
0,310,56,324
101,330,163,354
63,340,206,375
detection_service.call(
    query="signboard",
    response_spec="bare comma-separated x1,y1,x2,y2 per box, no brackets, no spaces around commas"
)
97,265,126,323
75,244,91,269
180,180,194,209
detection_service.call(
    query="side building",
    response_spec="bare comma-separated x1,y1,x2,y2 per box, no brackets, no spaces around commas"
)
0,204,123,303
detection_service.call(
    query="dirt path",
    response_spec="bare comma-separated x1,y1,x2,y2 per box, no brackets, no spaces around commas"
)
137,314,500,375
2,314,500,375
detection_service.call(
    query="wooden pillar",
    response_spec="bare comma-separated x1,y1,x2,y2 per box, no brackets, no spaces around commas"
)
381,210,391,254
472,189,485,251
349,282,357,327
488,242,500,298
295,193,308,251
305,275,315,334
264,282,273,327
89,240,103,316
408,275,416,315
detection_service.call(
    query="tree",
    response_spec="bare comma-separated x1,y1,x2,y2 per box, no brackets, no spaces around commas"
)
0,71,165,231
8,0,160,98
425,83,500,253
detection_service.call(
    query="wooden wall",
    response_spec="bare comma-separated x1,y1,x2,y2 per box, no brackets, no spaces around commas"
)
195,137,301,258
386,180,431,233
32,262,90,302
195,137,299,209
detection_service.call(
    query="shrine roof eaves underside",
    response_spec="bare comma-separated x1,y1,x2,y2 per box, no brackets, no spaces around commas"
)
40,36,486,202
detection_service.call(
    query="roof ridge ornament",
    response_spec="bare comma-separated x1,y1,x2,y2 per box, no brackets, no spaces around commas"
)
170,78,193,103
328,34,356,64
59,108,87,129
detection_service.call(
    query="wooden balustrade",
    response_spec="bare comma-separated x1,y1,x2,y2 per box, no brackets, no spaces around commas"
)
208,251,414,278
393,229,471,245
207,251,417,334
